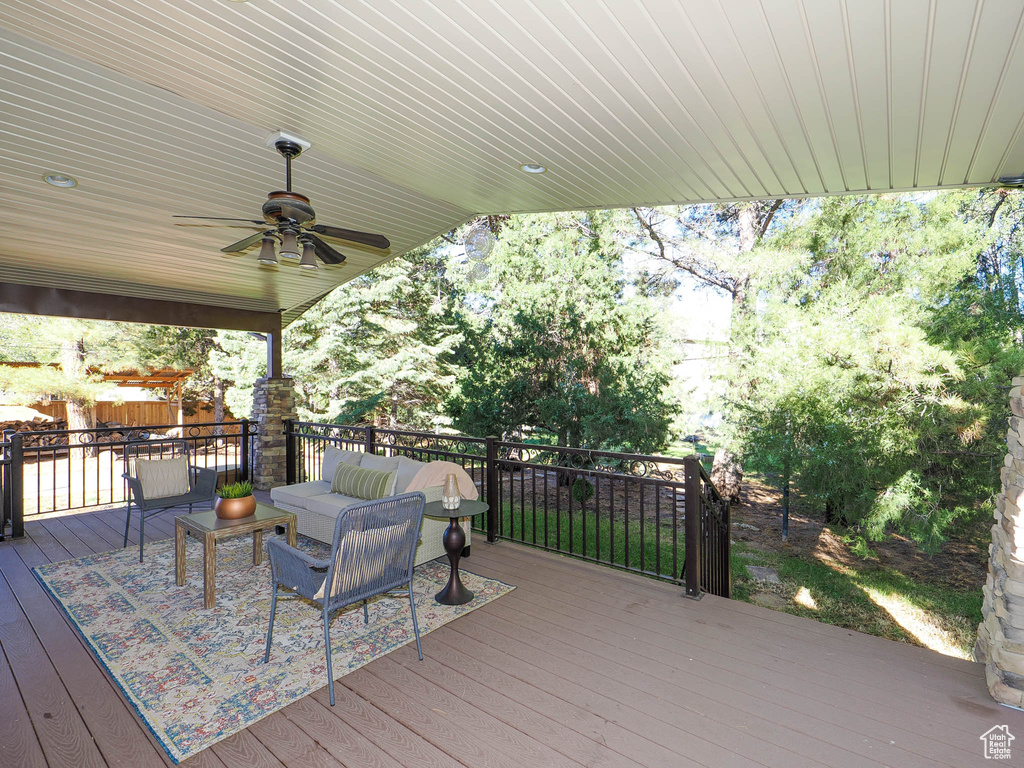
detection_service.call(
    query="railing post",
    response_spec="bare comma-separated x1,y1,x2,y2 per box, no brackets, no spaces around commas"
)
365,424,376,456
721,498,732,598
240,418,251,483
284,419,295,485
1,430,11,540
9,433,24,539
683,456,701,599
485,436,498,543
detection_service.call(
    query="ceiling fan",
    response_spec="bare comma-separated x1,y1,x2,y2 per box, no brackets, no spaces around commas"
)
173,139,390,270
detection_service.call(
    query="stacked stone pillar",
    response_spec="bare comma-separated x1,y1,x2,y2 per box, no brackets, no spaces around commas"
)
976,374,1024,707
250,376,297,491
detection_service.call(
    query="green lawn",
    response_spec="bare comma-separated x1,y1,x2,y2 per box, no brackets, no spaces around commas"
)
660,436,717,461
494,504,683,579
730,544,982,658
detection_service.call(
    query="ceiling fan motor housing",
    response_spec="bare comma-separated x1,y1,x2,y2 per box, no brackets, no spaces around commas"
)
262,191,315,224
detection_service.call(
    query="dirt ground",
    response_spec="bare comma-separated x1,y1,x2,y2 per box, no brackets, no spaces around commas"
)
732,478,990,591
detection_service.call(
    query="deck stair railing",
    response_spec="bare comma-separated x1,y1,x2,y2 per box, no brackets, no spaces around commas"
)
286,422,732,598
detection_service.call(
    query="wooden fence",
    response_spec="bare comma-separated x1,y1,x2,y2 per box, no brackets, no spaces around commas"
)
29,401,231,427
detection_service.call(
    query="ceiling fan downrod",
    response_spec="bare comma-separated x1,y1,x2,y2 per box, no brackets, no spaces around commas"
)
275,139,304,193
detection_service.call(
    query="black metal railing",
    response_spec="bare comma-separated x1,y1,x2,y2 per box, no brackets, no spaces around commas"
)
285,422,731,597
1,420,257,527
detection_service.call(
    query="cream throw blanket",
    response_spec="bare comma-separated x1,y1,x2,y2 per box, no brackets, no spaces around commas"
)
406,461,479,500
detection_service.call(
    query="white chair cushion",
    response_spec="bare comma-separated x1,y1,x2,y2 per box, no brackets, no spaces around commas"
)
134,457,190,499
394,456,425,494
270,480,331,509
359,453,401,473
322,445,363,481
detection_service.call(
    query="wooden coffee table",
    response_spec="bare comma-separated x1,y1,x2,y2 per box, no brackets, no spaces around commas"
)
175,503,297,609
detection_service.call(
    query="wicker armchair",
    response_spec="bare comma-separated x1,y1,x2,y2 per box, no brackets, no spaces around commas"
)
263,491,426,706
121,440,218,562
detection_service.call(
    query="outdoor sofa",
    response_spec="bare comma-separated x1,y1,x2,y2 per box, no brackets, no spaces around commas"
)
269,444,473,566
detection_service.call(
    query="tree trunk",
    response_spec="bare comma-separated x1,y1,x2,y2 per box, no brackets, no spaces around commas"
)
711,203,762,500
710,447,742,503
61,338,96,458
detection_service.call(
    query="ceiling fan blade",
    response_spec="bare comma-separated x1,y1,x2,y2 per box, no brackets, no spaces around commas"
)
308,224,390,250
173,215,267,224
175,223,265,231
307,233,346,265
221,231,269,253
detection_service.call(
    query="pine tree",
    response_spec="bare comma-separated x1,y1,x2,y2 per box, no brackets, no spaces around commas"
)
447,210,676,453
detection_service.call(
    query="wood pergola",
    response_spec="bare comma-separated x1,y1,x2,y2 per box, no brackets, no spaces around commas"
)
0,363,197,423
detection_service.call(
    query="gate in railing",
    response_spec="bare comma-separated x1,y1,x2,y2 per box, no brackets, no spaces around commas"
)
286,422,731,597
0,420,257,537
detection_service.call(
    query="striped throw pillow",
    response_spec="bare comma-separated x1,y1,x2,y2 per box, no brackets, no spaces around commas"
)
331,462,398,500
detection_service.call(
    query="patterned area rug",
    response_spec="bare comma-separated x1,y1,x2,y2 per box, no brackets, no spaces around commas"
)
33,534,514,764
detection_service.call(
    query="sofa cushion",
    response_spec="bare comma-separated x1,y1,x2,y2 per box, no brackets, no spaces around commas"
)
270,480,331,509
322,445,362,481
331,462,398,500
394,456,426,494
359,453,401,473
304,492,364,518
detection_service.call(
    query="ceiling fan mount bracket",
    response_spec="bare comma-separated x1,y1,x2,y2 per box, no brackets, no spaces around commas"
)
274,139,305,159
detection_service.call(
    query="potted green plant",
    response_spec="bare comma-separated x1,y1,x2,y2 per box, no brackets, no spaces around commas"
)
215,480,256,519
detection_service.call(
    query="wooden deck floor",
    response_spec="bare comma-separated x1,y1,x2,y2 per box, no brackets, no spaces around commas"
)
1,505,1020,768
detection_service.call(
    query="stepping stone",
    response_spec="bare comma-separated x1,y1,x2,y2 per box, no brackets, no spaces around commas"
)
736,552,761,560
751,592,789,610
745,565,780,584
735,522,760,531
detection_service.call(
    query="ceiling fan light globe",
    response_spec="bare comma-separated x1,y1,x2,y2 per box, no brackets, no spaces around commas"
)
279,228,300,259
257,236,278,265
299,240,319,270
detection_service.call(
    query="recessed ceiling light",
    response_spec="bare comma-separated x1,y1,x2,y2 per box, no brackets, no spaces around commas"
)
43,173,77,188
518,163,547,174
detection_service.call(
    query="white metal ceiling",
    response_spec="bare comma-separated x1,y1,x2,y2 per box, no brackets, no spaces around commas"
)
2,0,1023,323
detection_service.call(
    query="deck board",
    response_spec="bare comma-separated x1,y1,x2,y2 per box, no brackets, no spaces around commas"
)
2,507,1022,767
474,547,989,756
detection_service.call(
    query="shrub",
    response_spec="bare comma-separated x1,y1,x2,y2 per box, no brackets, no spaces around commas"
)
571,477,595,503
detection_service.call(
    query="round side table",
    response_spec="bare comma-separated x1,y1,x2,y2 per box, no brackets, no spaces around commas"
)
423,499,488,606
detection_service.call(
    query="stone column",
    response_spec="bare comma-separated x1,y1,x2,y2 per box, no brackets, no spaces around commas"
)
250,376,298,491
976,374,1024,707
